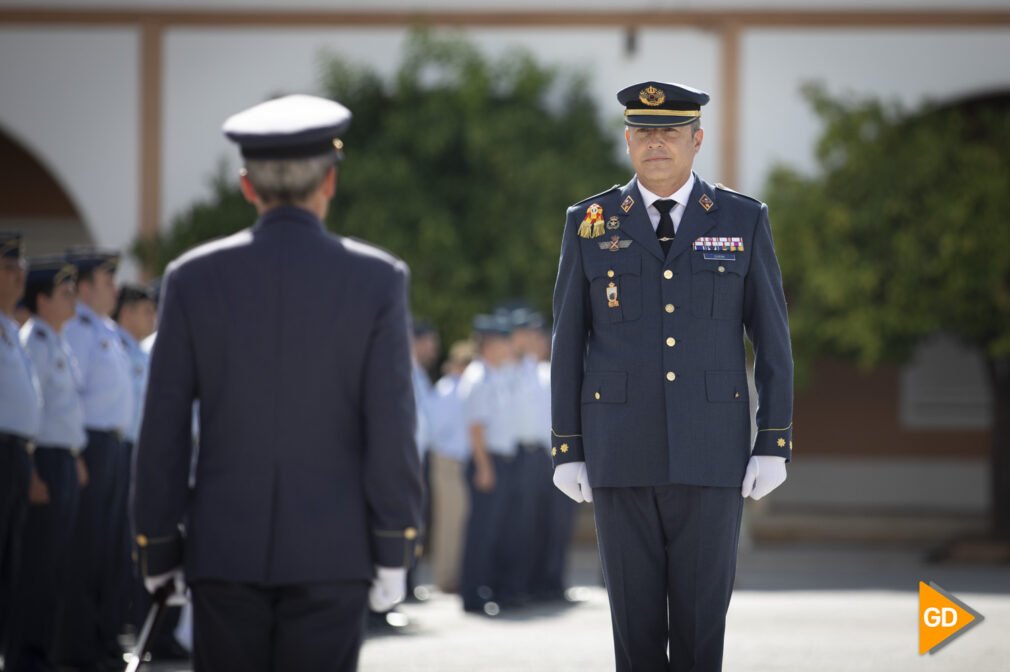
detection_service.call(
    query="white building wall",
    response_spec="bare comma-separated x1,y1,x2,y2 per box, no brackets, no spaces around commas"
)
740,28,1010,194
0,27,139,263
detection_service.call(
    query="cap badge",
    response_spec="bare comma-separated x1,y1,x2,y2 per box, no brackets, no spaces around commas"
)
578,203,606,239
639,85,666,107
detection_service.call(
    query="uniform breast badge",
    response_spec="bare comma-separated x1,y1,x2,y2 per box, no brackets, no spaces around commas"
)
606,216,620,231
578,203,606,239
606,282,620,308
599,235,632,252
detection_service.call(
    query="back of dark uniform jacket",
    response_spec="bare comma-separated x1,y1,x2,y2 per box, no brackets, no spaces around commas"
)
133,205,423,584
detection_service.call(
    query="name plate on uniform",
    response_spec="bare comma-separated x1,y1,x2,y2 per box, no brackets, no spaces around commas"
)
693,236,744,252
703,253,736,261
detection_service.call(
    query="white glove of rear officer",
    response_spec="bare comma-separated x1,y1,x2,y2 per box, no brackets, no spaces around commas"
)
553,461,593,503
740,455,787,500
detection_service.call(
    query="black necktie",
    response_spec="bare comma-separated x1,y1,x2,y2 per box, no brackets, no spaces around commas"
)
654,199,676,256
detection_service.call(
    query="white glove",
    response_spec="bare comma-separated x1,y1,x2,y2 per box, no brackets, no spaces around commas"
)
553,461,593,503
143,568,188,606
368,566,407,612
741,455,788,500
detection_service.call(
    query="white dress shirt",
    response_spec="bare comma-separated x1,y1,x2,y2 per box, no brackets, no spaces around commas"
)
637,172,696,235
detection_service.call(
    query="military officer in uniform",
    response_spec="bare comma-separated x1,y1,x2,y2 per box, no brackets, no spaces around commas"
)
6,257,87,672
550,82,793,671
458,313,518,615
132,94,422,672
0,232,40,650
57,247,134,670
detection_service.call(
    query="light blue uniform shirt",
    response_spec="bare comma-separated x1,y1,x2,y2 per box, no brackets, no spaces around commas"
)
512,355,550,445
21,318,86,451
458,359,517,457
0,311,42,439
412,360,433,457
428,373,469,462
116,325,149,444
63,302,134,433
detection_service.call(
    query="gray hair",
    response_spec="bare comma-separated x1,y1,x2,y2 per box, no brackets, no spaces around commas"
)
243,154,335,205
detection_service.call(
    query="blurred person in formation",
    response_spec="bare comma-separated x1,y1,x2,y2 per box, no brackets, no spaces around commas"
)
409,322,437,580
132,94,422,672
457,313,518,615
6,257,88,672
426,340,475,593
113,284,156,650
513,311,576,602
0,232,41,653
498,307,550,606
551,81,793,670
57,247,134,671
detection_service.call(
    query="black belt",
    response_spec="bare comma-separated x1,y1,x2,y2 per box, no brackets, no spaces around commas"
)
0,432,33,451
86,428,123,441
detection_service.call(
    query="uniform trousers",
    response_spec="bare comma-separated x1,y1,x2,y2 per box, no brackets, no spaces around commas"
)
0,437,32,648
460,453,517,611
190,580,368,672
55,430,128,666
427,451,468,592
593,484,744,672
5,447,79,672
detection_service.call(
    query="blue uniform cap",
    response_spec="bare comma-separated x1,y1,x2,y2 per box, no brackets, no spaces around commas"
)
617,81,710,128
222,94,352,161
0,231,23,260
26,255,77,291
510,308,545,330
65,246,119,275
472,313,512,337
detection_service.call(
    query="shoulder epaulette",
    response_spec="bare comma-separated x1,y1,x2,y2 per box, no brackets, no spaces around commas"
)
571,184,620,208
715,183,762,205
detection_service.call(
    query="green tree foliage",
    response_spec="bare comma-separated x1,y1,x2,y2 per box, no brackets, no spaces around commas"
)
135,30,627,343
766,84,1010,537
767,85,1010,381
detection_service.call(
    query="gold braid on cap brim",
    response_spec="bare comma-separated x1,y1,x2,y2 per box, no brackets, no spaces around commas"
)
625,109,701,117
54,264,78,286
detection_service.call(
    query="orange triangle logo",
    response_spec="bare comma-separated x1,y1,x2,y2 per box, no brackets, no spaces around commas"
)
919,581,984,654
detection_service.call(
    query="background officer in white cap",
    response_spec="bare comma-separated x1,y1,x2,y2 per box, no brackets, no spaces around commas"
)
7,256,87,672
132,94,422,672
57,246,134,670
0,232,41,654
550,80,794,671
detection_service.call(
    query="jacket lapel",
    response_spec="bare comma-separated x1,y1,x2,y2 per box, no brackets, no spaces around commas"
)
616,178,664,262
665,173,718,263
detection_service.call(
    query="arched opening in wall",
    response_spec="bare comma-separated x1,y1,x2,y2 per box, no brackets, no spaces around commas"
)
0,127,92,255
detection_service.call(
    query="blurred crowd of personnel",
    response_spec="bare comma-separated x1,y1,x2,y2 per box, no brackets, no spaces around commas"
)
0,229,579,670
410,306,578,617
0,233,187,672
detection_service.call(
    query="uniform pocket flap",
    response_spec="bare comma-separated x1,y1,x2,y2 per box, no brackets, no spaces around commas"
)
587,255,641,280
705,370,748,402
582,371,628,403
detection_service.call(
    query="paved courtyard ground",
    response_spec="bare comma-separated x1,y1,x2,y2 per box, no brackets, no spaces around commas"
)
145,542,1010,672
